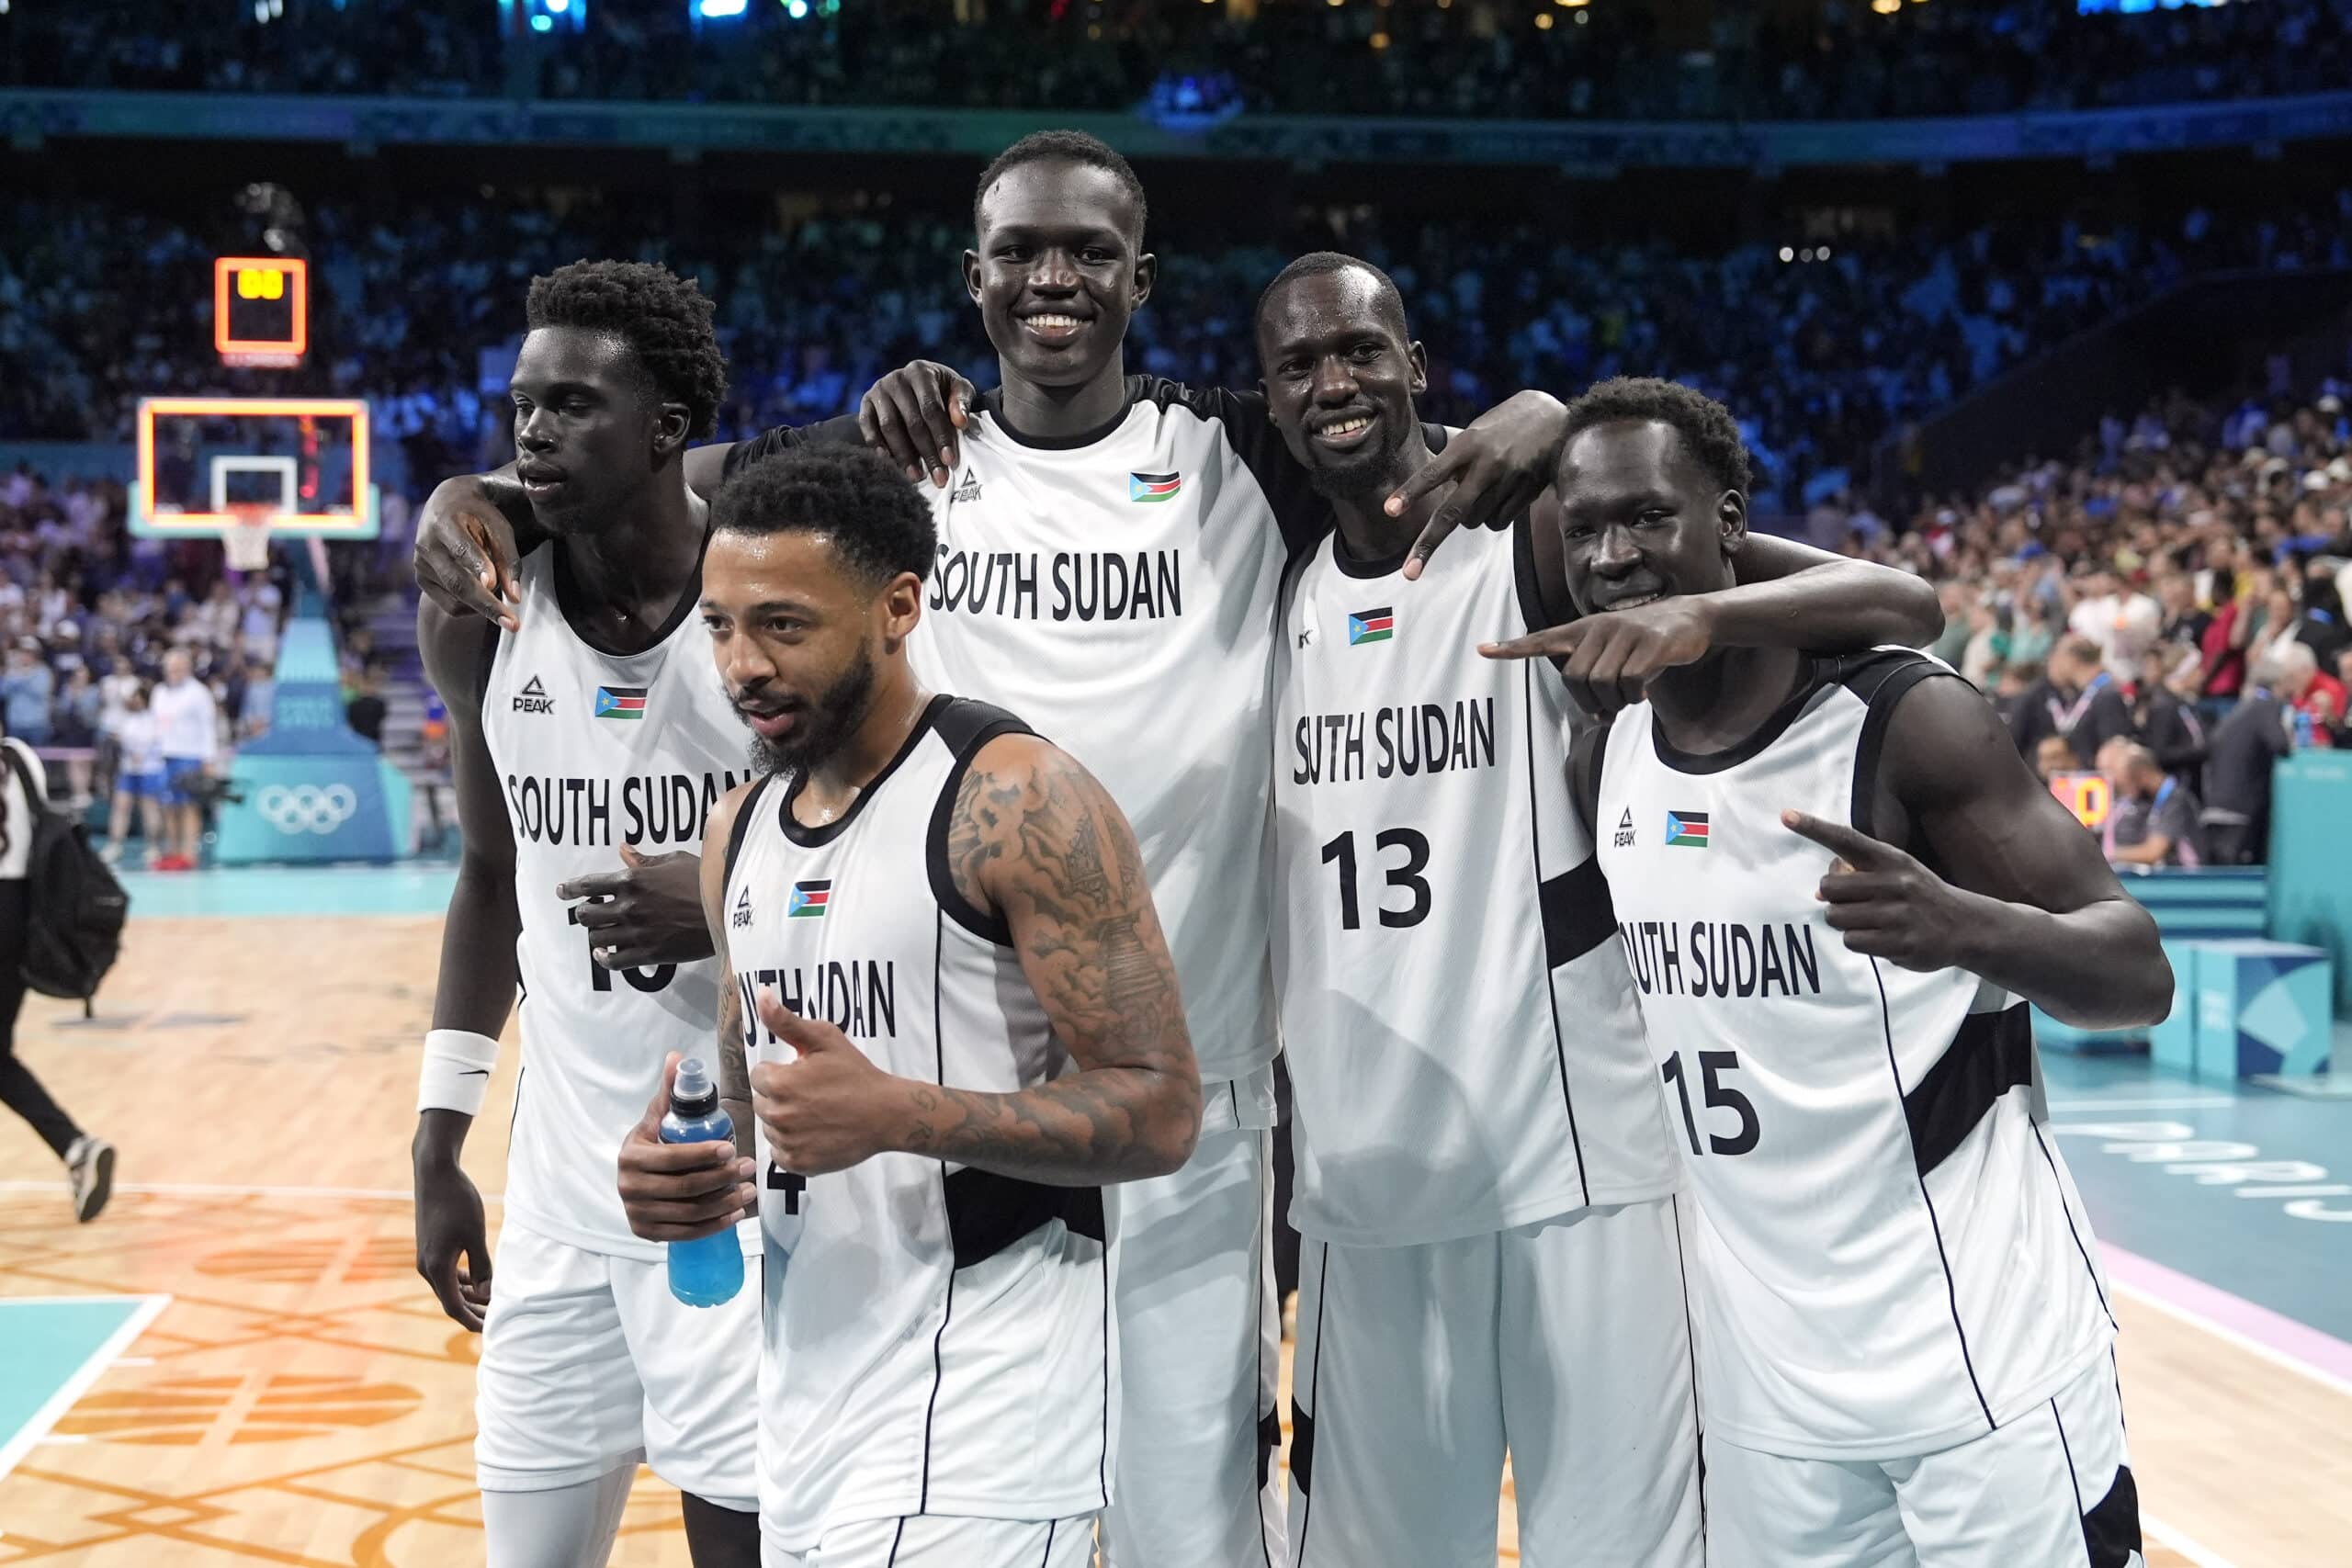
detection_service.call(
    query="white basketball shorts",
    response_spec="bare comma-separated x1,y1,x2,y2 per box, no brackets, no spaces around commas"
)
474,1217,760,1511
1287,1194,1704,1568
1705,1349,2141,1567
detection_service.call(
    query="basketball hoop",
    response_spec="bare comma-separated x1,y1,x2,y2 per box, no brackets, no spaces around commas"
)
224,504,274,573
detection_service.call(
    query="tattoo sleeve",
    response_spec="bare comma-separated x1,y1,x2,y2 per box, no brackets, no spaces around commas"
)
908,739,1202,1185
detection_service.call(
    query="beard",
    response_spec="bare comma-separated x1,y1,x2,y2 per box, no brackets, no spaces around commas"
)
1304,423,1413,504
745,642,876,779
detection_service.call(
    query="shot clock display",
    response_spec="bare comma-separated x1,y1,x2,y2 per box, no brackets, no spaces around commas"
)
214,256,309,367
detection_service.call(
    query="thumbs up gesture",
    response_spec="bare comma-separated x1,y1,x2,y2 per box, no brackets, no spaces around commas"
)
749,991,910,1176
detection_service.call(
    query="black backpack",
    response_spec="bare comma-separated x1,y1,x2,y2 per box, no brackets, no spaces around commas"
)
3,741,128,1015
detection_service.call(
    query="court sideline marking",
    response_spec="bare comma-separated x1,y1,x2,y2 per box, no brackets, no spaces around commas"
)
0,1293,172,1482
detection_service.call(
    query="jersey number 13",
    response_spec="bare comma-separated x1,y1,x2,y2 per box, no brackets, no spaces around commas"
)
1320,828,1432,931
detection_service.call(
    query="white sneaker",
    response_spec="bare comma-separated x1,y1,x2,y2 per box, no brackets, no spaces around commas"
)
65,1136,115,1224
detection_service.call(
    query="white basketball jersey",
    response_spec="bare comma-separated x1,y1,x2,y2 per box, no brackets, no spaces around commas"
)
723,697,1112,1551
1271,521,1678,1247
481,543,753,1260
730,379,1339,1089
1595,650,2116,1460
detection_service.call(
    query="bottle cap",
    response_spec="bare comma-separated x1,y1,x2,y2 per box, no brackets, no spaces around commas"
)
671,1058,719,1120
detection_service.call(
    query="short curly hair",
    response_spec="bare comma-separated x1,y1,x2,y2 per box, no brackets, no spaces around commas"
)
525,260,727,441
974,130,1148,243
712,446,936,592
1562,377,1752,496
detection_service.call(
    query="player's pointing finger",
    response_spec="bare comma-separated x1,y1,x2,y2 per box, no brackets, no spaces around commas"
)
1781,811,1894,867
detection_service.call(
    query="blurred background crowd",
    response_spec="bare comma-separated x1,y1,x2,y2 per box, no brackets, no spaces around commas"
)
3,0,2349,872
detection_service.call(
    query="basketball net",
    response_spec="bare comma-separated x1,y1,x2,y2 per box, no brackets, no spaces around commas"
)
224,503,274,573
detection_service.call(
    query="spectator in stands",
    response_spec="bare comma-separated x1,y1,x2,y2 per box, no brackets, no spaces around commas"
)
0,722,115,1222
105,682,165,865
2068,568,2160,666
2132,644,2208,784
149,648,218,873
0,642,55,748
51,665,101,809
2033,733,2082,784
2105,743,2202,869
2200,650,2294,864
2290,570,2350,671
2012,634,2135,769
2155,570,2211,655
2276,641,2344,746
345,663,388,747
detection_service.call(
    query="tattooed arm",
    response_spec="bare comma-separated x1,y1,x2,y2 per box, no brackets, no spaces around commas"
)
922,733,1203,1182
756,735,1201,1184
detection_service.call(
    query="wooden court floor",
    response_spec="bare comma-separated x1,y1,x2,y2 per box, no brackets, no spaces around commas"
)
0,914,2342,1564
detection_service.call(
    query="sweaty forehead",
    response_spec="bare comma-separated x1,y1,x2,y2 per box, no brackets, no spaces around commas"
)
976,162,1140,243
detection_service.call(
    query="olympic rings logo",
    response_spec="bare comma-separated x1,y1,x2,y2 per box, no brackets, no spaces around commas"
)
256,784,360,835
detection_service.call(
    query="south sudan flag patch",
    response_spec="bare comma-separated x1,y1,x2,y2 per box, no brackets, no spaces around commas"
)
1347,607,1395,646
594,685,649,721
1666,811,1710,848
787,880,832,919
1129,472,1182,503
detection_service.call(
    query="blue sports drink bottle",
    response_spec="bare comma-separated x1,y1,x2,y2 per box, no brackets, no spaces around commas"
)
661,1058,746,1308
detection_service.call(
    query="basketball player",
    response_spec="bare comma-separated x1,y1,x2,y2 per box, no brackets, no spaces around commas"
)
413,261,760,1568
617,444,1201,1566
1540,378,2167,1565
1257,256,1941,1566
413,131,1575,1568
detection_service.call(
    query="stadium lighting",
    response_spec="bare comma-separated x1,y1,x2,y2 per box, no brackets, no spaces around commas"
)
547,0,570,11
1535,11,1554,25
785,0,808,16
1779,247,1794,262
1871,0,1901,12
696,0,750,16
1370,28,1389,46
531,12,554,27
1574,9,1588,19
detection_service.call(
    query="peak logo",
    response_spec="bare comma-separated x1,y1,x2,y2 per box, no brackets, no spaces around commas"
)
514,675,554,716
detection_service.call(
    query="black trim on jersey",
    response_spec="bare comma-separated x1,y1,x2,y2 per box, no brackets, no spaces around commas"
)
1329,537,1416,581
1524,660,1594,1209
1903,1001,2034,1178
1096,1234,1112,1511
548,515,716,660
2033,1118,2119,1332
779,694,948,848
471,613,503,722
1291,1245,1330,1519
1540,855,1618,969
922,698,1037,946
1829,649,1953,843
1646,657,1835,776
721,774,773,892
884,1516,909,1567
1037,1520,1057,1566
2083,1465,2143,1568
942,1166,1107,1267
1510,509,1552,645
917,909,953,1515
1871,958,1997,1433
720,414,863,480
974,384,1138,451
1668,1197,1710,1562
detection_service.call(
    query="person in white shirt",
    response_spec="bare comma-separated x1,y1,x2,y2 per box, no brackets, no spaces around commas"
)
0,728,116,1220
149,649,220,872
106,683,167,866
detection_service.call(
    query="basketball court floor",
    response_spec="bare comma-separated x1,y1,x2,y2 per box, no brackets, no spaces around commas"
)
1,868,2346,1565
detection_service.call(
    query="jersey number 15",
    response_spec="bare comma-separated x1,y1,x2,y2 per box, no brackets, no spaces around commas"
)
1660,1049,1759,1157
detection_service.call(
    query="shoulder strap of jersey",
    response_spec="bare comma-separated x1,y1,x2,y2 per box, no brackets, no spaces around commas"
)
925,697,1037,946
470,614,502,723
722,774,775,889
1822,648,1962,841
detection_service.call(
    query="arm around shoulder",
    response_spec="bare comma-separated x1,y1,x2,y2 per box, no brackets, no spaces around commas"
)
1730,534,1943,651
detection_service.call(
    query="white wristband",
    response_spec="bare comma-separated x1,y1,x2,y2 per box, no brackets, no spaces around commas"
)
418,1029,503,1116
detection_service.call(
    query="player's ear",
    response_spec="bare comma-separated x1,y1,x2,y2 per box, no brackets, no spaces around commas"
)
1130,251,1157,311
652,401,693,460
962,250,984,307
880,570,924,647
1407,340,1429,399
1718,490,1750,556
